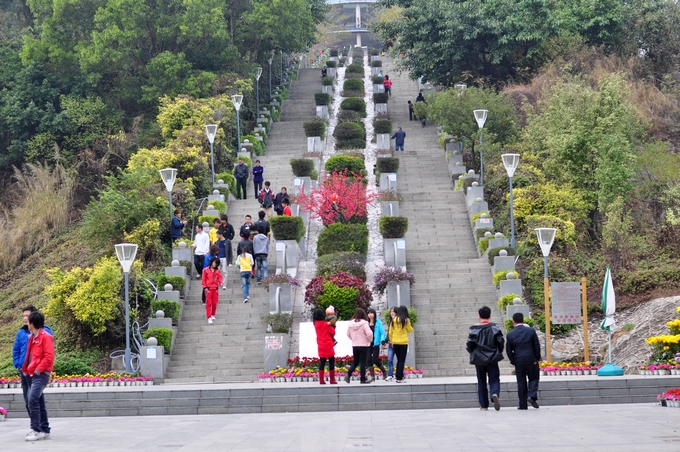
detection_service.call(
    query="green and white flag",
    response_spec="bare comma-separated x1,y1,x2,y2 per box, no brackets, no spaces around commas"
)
600,267,616,331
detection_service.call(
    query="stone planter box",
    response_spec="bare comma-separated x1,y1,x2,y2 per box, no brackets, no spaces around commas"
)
240,140,254,155
499,279,523,298
470,201,488,216
275,240,300,277
172,246,192,263
203,205,221,217
327,67,337,77
207,193,225,202
294,176,312,196
405,333,416,369
448,152,464,166
157,290,180,303
381,201,399,216
290,204,309,228
492,255,516,273
446,141,461,152
488,237,509,250
140,345,166,380
375,103,387,114
269,283,293,313
148,317,172,330
322,85,333,95
316,105,329,119
387,281,411,308
264,334,290,373
237,150,251,161
165,264,189,298
373,84,385,93
506,304,530,322
450,162,466,177
379,173,397,192
466,186,484,205
376,133,391,150
371,67,381,76
475,218,494,230
307,137,322,153
306,157,321,174
384,238,406,270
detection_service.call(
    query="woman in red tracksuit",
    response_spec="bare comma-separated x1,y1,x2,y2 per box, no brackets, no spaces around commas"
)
313,308,337,384
202,257,223,324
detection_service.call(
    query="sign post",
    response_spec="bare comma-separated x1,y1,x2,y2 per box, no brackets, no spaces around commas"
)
581,277,589,362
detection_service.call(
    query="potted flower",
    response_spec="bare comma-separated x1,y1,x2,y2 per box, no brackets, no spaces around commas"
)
0,406,6,421
373,267,415,309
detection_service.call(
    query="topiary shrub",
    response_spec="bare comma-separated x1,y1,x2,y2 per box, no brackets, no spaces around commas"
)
487,246,516,266
216,172,237,197
198,215,219,225
338,57,346,67
325,154,366,175
340,98,367,117
492,270,520,286
497,293,522,313
315,92,331,106
316,251,367,280
304,272,372,320
330,49,339,57
379,216,408,238
270,216,305,241
290,159,315,177
373,92,389,104
376,157,399,173
157,275,186,292
143,327,173,352
371,60,383,67
373,119,393,134
260,312,294,333
332,123,366,150
206,200,227,213
475,228,494,240
317,223,369,256
151,300,181,322
322,76,334,86
343,78,364,92
302,119,326,137
505,317,535,332
53,358,95,376
325,60,337,68
346,63,364,76
372,75,384,84
242,134,265,155
337,110,365,123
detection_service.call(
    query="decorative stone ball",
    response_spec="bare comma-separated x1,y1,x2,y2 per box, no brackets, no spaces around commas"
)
480,213,488,219
244,139,250,143
241,147,247,152
468,169,476,175
476,197,483,203
495,232,503,239
213,189,220,195
506,272,517,280
155,310,165,319
455,161,462,166
255,133,260,137
472,182,479,187
178,241,187,249
499,250,508,257
484,232,492,238
217,180,224,185
164,283,173,291
260,115,265,118
207,204,216,210
147,337,158,346
171,260,180,267
513,297,523,305
202,222,210,228
453,150,460,155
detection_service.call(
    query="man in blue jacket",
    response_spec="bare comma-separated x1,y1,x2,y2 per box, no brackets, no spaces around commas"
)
171,209,187,242
391,127,406,152
506,312,542,410
13,305,53,415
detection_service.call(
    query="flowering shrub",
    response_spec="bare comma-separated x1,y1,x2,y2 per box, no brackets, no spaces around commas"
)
372,267,415,296
645,305,680,364
305,272,372,320
262,273,301,291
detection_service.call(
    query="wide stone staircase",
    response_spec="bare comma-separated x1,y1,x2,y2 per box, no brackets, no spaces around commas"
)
164,69,319,383
386,64,512,377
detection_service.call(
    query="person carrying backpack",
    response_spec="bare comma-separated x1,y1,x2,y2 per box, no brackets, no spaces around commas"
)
259,181,275,219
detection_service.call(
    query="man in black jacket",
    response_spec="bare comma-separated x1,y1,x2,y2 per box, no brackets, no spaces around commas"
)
233,158,249,199
273,187,289,216
466,306,505,411
506,313,541,410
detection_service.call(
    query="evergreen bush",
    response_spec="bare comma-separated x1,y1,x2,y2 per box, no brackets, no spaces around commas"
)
340,98,367,117
302,119,326,137
53,358,95,376
317,223,369,256
151,300,181,322
157,275,186,292
371,60,383,67
322,77,334,86
487,246,516,266
373,92,389,104
373,119,393,134
343,78,364,92
315,92,331,106
379,216,408,238
325,60,337,68
290,159,315,177
316,251,367,280
143,327,173,352
346,64,364,75
324,154,366,175
330,49,339,57
270,216,305,241
376,157,399,173
372,75,384,84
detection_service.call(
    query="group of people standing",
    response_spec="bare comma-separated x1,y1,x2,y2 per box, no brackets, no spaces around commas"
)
313,305,414,385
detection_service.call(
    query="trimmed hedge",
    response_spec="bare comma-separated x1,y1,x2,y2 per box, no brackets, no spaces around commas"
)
343,78,364,92
290,159,315,177
373,92,389,104
373,119,393,134
379,216,408,238
325,154,366,175
302,119,326,137
157,275,186,292
330,49,339,57
371,60,383,67
370,49,380,56
270,216,305,241
316,251,367,280
315,92,331,106
151,300,181,322
317,223,369,256
325,60,337,68
372,75,384,84
198,215,219,225
346,63,364,75
322,76,334,86
143,327,173,352
376,157,400,174
205,200,226,213
337,110,365,123
340,98,367,117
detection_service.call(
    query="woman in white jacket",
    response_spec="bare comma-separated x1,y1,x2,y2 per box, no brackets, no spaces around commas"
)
344,308,373,384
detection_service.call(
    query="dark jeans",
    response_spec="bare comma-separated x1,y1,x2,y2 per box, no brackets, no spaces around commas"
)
225,239,233,265
255,256,268,282
409,108,414,121
515,361,540,408
194,254,205,276
346,346,370,381
20,372,30,414
369,345,387,375
393,344,408,381
475,362,501,409
236,178,247,199
253,181,262,199
320,356,335,371
27,373,50,433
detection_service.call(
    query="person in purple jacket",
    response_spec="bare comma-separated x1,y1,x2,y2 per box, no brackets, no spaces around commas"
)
252,160,264,200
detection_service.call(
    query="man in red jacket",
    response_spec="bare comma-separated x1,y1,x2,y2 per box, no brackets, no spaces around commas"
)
21,311,54,442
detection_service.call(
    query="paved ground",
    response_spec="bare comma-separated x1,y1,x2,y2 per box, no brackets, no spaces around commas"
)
2,404,679,451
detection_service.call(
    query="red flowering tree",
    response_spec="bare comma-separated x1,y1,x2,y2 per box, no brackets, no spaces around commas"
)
304,272,373,320
296,170,376,226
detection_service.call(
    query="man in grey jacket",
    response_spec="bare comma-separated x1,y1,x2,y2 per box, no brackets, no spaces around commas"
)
252,226,269,283
233,158,249,200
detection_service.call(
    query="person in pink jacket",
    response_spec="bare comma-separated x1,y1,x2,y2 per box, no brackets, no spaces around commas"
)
344,308,373,384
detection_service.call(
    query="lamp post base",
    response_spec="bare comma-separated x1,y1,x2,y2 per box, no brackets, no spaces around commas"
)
597,363,624,377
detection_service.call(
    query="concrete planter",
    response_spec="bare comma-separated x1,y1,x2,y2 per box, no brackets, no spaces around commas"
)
371,67,381,76
327,67,337,77
450,162,466,177
379,173,397,192
492,255,516,273
306,157,321,174
140,345,167,379
384,238,406,270
373,84,385,93
275,240,300,277
294,176,312,196
207,193,225,203
499,279,522,298
240,141,254,155
264,334,290,373
165,265,189,298
387,281,411,308
405,333,416,369
316,105,329,119
157,290,180,303
307,137,322,153
375,103,387,114
376,133,391,150
203,205,221,217
475,218,494,231
446,141,460,153
469,202,489,216
506,304,530,322
269,283,293,313
290,203,309,229
466,186,484,205
172,246,192,263
322,85,333,95
381,201,399,216
487,237,509,250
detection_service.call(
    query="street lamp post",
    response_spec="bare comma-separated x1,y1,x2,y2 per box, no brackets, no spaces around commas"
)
501,154,520,248
115,243,138,374
268,53,274,101
159,168,178,248
232,94,243,150
535,227,557,363
204,125,218,186
280,50,283,84
473,109,488,186
255,67,263,118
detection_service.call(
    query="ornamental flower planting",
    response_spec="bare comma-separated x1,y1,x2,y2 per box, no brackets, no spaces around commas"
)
645,304,680,365
304,272,372,320
658,388,680,407
372,267,415,296
539,361,603,376
0,373,154,389
262,273,301,291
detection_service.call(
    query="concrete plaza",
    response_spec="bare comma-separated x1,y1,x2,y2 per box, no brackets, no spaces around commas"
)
1,403,679,451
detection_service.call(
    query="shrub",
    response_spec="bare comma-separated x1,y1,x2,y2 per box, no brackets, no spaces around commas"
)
479,236,491,254
373,119,393,134
242,134,265,155
302,119,326,137
487,246,516,266
370,49,380,56
372,267,415,295
317,223,369,256
475,228,494,240
157,275,186,292
412,101,428,119
315,92,331,106
346,64,364,75
290,159,315,177
492,270,520,286
234,155,252,168
53,358,95,376
337,110,365,123
505,317,535,332
205,200,226,213
322,77,334,86
330,49,339,57
371,60,383,67
270,216,305,241
304,272,372,320
143,327,173,352
325,154,365,175
151,300,181,322
260,313,294,333
340,98,367,117
498,293,522,313
198,215,219,225
343,78,364,92
316,251,367,280
216,172,237,196
471,211,488,224
380,216,408,238
376,157,399,174
372,75,384,84
325,60,337,68
339,57,346,67
373,92,389,104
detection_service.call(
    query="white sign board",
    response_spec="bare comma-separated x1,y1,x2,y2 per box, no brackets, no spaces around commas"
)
146,346,156,360
551,282,582,324
299,321,354,358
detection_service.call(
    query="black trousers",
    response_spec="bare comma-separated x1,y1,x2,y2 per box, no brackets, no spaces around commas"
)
393,344,408,381
515,361,540,408
194,254,205,276
236,178,247,199
20,372,30,415
320,356,335,371
253,180,262,199
369,345,388,375
347,346,370,381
